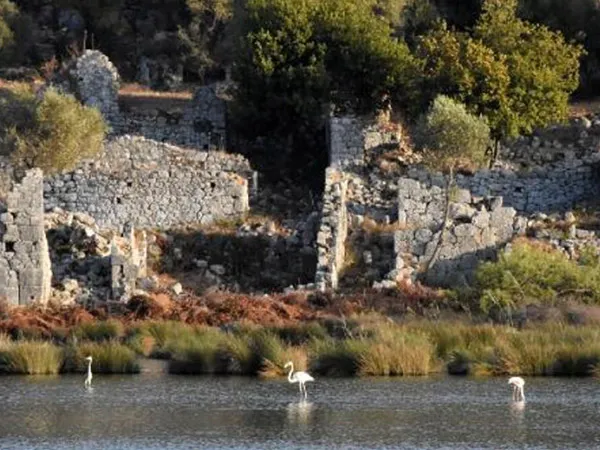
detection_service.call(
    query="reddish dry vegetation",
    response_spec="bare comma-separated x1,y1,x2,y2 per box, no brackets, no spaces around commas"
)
0,283,446,337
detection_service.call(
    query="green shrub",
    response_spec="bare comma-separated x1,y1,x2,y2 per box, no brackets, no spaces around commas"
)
4,86,107,174
0,0,34,65
475,241,600,317
72,320,125,342
0,340,63,375
415,94,490,170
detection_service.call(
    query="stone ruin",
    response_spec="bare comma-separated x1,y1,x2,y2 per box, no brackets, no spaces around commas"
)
45,50,120,125
111,222,147,301
65,50,121,123
327,107,403,166
0,169,150,307
0,170,52,305
317,109,600,291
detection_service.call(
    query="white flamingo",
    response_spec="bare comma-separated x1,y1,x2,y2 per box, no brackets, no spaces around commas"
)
508,376,525,401
84,356,93,388
284,361,314,398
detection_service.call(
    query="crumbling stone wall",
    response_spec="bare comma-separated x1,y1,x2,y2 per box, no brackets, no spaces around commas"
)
327,110,402,166
111,222,147,301
393,176,525,287
315,168,349,291
319,112,600,289
0,170,52,305
498,115,600,168
44,136,251,229
114,82,231,150
391,155,600,286
55,50,121,124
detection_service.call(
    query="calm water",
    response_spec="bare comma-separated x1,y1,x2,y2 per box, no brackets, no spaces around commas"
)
0,374,599,449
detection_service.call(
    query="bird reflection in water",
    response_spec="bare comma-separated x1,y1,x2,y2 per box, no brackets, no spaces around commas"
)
509,400,526,423
286,400,315,425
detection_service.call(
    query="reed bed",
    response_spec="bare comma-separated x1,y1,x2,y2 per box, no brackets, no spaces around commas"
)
67,341,140,373
4,318,600,378
0,339,63,375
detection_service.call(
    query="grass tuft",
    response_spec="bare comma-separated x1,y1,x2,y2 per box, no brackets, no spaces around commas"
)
68,341,140,373
0,340,63,375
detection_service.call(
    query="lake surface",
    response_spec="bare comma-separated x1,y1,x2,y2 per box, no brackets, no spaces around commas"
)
0,374,599,449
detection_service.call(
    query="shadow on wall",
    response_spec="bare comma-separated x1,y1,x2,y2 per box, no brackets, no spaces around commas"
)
154,230,316,293
420,245,500,289
338,227,396,289
46,225,112,300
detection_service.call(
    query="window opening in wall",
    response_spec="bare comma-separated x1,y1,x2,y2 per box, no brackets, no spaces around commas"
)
116,197,122,204
210,182,216,189
5,242,15,252
127,181,133,188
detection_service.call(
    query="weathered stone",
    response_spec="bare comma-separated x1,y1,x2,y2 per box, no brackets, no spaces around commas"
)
210,264,226,276
170,282,183,296
0,170,51,305
44,136,251,229
449,203,476,221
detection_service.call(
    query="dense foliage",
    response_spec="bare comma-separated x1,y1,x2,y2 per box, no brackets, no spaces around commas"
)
0,0,591,176
418,0,583,142
475,241,600,318
0,0,34,66
0,85,107,174
231,0,420,180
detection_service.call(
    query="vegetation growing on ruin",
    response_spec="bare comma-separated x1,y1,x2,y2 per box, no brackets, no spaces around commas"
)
414,95,491,170
0,85,107,174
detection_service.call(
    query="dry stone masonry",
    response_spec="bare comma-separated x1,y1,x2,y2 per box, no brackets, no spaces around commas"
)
111,222,147,301
327,109,402,166
393,176,526,287
55,50,121,124
44,136,251,229
315,168,349,291
0,170,52,305
114,82,231,150
317,110,600,290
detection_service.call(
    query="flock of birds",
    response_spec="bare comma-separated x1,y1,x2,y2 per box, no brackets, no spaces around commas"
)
82,356,526,402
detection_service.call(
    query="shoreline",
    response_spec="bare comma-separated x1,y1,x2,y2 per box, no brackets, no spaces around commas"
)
2,317,600,379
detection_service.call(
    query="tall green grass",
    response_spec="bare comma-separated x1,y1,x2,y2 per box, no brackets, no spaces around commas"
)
359,326,437,376
72,320,125,342
0,340,63,375
68,341,140,373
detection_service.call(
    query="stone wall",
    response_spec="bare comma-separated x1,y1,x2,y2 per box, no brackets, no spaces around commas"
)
0,170,52,305
319,111,600,289
114,82,230,151
315,168,349,291
52,50,121,124
44,136,251,229
327,110,402,166
404,155,600,215
394,177,525,287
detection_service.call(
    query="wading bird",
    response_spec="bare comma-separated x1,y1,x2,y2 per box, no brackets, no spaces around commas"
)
284,361,314,398
84,356,93,388
508,376,525,401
